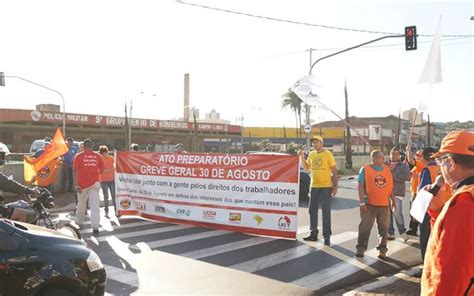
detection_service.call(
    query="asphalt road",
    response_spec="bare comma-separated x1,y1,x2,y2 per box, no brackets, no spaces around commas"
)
71,177,421,295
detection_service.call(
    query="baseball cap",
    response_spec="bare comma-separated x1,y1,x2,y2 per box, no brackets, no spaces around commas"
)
432,130,474,159
311,135,324,143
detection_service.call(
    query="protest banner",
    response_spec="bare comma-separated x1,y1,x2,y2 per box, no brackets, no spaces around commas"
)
115,152,300,239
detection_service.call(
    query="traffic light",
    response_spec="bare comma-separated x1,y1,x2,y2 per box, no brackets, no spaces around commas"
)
405,26,417,51
0,72,5,87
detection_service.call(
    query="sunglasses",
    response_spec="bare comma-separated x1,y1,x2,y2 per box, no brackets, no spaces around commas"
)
435,155,451,166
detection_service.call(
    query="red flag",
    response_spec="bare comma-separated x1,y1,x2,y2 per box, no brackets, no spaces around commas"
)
33,128,69,171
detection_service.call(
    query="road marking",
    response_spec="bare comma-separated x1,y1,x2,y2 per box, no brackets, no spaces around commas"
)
80,221,156,234
232,231,358,273
130,229,231,250
342,266,422,295
96,224,192,242
292,237,418,289
103,264,139,287
180,236,275,259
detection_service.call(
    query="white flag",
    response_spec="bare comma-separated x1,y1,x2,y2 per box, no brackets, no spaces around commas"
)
291,75,319,103
419,16,442,84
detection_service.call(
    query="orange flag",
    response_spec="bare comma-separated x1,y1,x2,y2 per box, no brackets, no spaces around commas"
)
33,128,69,171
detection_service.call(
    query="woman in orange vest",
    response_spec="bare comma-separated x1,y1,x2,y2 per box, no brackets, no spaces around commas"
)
406,149,425,236
99,145,116,218
421,130,474,295
417,147,440,263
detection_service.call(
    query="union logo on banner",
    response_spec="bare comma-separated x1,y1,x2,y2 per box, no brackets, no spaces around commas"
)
120,199,131,209
278,216,291,230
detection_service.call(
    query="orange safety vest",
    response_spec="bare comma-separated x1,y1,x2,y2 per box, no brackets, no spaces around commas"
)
34,158,59,187
100,155,115,182
422,184,474,296
419,164,440,191
364,164,394,206
410,161,425,195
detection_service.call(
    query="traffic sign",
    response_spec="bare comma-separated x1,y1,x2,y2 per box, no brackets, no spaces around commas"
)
304,125,311,134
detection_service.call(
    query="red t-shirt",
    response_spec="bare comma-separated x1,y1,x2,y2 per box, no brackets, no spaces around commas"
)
73,150,105,188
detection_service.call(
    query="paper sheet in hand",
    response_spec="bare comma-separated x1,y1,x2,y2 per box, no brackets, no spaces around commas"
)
410,190,434,223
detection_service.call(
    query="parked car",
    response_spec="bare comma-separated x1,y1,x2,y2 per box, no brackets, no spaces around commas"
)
29,139,81,154
0,219,106,296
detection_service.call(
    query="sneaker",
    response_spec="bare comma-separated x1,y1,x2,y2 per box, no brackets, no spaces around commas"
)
378,251,387,259
387,234,396,240
356,251,364,258
93,228,99,235
406,230,418,236
402,233,409,242
324,238,331,246
303,235,318,241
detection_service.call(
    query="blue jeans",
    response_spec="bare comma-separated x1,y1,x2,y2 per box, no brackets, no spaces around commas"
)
308,188,332,238
420,212,431,262
100,181,116,214
388,197,406,235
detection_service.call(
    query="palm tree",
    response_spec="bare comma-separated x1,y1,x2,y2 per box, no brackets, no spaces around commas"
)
281,88,303,139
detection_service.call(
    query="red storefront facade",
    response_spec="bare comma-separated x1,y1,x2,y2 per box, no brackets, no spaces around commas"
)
0,108,241,153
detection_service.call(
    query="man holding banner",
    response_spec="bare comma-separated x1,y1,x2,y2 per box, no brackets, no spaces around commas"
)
299,135,338,246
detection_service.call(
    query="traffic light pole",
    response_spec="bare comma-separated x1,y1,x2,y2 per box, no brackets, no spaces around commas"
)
3,75,67,137
305,34,405,149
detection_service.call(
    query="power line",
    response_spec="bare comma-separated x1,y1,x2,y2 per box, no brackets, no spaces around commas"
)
176,0,474,38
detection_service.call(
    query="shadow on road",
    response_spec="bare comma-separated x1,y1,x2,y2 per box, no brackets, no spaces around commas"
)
332,197,359,210
298,197,358,210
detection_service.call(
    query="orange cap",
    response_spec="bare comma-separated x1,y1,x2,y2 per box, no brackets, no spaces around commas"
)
432,130,474,159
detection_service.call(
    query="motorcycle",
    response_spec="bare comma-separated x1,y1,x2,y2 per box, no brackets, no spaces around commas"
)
0,188,81,240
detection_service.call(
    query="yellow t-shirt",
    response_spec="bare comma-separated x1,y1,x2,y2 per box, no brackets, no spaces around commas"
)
306,150,336,188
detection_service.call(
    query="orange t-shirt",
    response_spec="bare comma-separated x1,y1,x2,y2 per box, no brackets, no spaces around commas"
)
364,164,394,206
73,150,105,188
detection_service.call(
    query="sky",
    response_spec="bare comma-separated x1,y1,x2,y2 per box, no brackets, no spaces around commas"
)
0,0,472,128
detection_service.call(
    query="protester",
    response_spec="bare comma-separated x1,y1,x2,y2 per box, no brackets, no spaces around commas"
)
421,130,474,295
386,147,410,241
174,143,187,153
417,147,439,262
73,139,104,234
62,137,77,192
99,145,116,218
356,150,396,259
298,135,338,246
405,148,425,236
33,138,51,158
130,143,139,151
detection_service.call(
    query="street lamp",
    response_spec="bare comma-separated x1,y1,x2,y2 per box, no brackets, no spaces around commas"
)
1,73,66,136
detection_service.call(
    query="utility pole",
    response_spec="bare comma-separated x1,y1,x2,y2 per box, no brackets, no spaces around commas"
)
396,110,401,148
427,114,431,146
344,80,352,169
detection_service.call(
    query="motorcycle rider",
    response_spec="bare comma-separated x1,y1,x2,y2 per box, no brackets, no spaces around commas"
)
0,146,39,216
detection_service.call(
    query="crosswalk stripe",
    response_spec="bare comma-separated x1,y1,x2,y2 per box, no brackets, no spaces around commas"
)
80,221,156,234
96,224,192,242
130,229,230,250
180,236,275,260
292,238,418,289
232,231,358,273
103,264,139,287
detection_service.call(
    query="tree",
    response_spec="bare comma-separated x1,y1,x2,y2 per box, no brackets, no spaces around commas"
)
281,88,303,139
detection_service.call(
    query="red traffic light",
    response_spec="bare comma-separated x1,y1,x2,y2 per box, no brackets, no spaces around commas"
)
405,26,417,51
